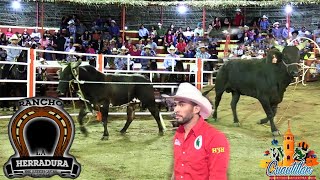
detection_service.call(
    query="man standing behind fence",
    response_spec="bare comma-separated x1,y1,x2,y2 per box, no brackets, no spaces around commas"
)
1,34,22,79
170,83,230,180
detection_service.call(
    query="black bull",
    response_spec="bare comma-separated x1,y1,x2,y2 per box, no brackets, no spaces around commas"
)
204,42,306,136
57,61,164,140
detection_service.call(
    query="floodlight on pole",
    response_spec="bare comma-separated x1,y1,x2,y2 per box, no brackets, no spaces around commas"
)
12,0,21,9
285,4,293,14
177,4,188,14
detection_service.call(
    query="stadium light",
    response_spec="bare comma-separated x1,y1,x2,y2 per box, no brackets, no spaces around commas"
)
285,4,293,14
12,0,21,9
177,4,188,14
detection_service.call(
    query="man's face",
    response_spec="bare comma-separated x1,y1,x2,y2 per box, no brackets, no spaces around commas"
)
173,99,200,125
11,39,18,45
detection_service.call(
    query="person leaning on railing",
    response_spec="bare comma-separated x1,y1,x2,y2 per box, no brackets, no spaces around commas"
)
1,34,22,79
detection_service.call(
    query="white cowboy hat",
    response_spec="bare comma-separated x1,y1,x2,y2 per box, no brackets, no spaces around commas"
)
143,44,152,50
273,22,280,27
167,45,177,53
9,34,19,41
157,22,162,26
68,20,75,25
262,15,268,19
111,48,118,52
198,44,208,49
118,45,128,53
111,20,116,24
171,83,212,119
235,8,241,12
39,58,45,62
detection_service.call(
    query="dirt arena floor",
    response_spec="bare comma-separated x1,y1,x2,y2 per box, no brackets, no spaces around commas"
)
0,81,319,180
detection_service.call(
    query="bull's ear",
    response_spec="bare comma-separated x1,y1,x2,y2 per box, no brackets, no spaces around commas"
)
70,60,82,69
297,40,308,50
58,60,68,71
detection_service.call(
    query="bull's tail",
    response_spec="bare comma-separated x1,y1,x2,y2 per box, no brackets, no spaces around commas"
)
202,85,215,96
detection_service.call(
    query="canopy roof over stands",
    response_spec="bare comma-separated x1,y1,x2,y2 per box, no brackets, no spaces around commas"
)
24,0,320,8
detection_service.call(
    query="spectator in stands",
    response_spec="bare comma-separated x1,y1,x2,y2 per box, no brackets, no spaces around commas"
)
195,44,211,62
136,39,145,51
150,25,158,44
2,34,22,79
298,26,311,38
146,38,158,52
164,29,174,52
85,43,96,61
233,8,244,26
54,33,66,60
222,17,231,28
101,31,111,41
81,30,91,47
281,23,294,40
184,40,196,58
39,35,50,48
43,29,52,40
109,20,120,39
0,33,7,45
212,17,222,31
272,22,282,43
164,45,180,71
60,16,69,30
169,23,176,33
109,38,117,50
77,22,87,41
114,46,132,70
129,45,141,63
68,20,77,40
0,47,7,61
21,28,30,41
140,44,156,70
314,25,320,44
183,26,193,42
176,38,187,55
65,42,76,61
194,23,204,37
157,23,166,44
259,15,270,33
116,36,123,48
106,47,118,69
44,43,56,61
95,14,105,31
30,28,41,43
5,28,13,39
138,24,149,42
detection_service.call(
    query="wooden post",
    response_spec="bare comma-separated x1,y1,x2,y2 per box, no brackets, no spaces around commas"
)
28,49,36,97
197,58,202,90
160,6,163,25
121,5,126,42
41,0,44,37
202,7,206,31
36,0,39,27
98,54,104,73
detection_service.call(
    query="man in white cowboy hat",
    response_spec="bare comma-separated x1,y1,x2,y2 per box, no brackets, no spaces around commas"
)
1,34,22,79
114,46,133,70
195,44,211,59
171,82,229,180
140,44,156,70
163,45,180,71
272,22,282,42
259,15,270,32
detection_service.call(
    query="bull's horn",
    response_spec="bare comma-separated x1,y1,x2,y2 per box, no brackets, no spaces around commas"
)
58,60,68,71
272,40,284,52
297,40,308,50
71,60,82,69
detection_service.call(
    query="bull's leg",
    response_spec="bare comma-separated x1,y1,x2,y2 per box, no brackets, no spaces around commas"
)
120,104,135,134
101,104,110,140
258,104,278,124
147,105,164,136
231,91,240,126
212,91,224,121
78,105,89,136
259,99,280,136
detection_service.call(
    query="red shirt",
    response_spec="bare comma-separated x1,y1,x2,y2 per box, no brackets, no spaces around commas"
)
173,117,229,180
176,42,187,53
233,14,244,26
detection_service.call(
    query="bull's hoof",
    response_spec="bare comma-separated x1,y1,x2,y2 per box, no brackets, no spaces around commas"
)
120,130,126,135
272,131,281,136
212,117,217,121
80,126,88,137
233,122,240,127
101,136,109,140
158,131,164,136
257,118,269,124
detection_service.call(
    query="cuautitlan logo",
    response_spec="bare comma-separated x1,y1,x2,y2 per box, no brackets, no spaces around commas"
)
3,97,81,178
260,121,319,180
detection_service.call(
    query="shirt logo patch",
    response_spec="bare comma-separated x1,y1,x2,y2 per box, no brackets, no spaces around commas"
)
174,139,181,146
194,135,202,150
212,147,225,154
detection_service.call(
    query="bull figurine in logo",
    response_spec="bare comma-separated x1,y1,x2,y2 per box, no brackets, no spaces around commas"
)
204,41,307,136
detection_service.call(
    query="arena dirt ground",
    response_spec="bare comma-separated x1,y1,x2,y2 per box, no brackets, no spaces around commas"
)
0,81,319,180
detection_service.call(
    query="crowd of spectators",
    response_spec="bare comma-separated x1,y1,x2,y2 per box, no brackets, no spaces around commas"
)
0,9,320,73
